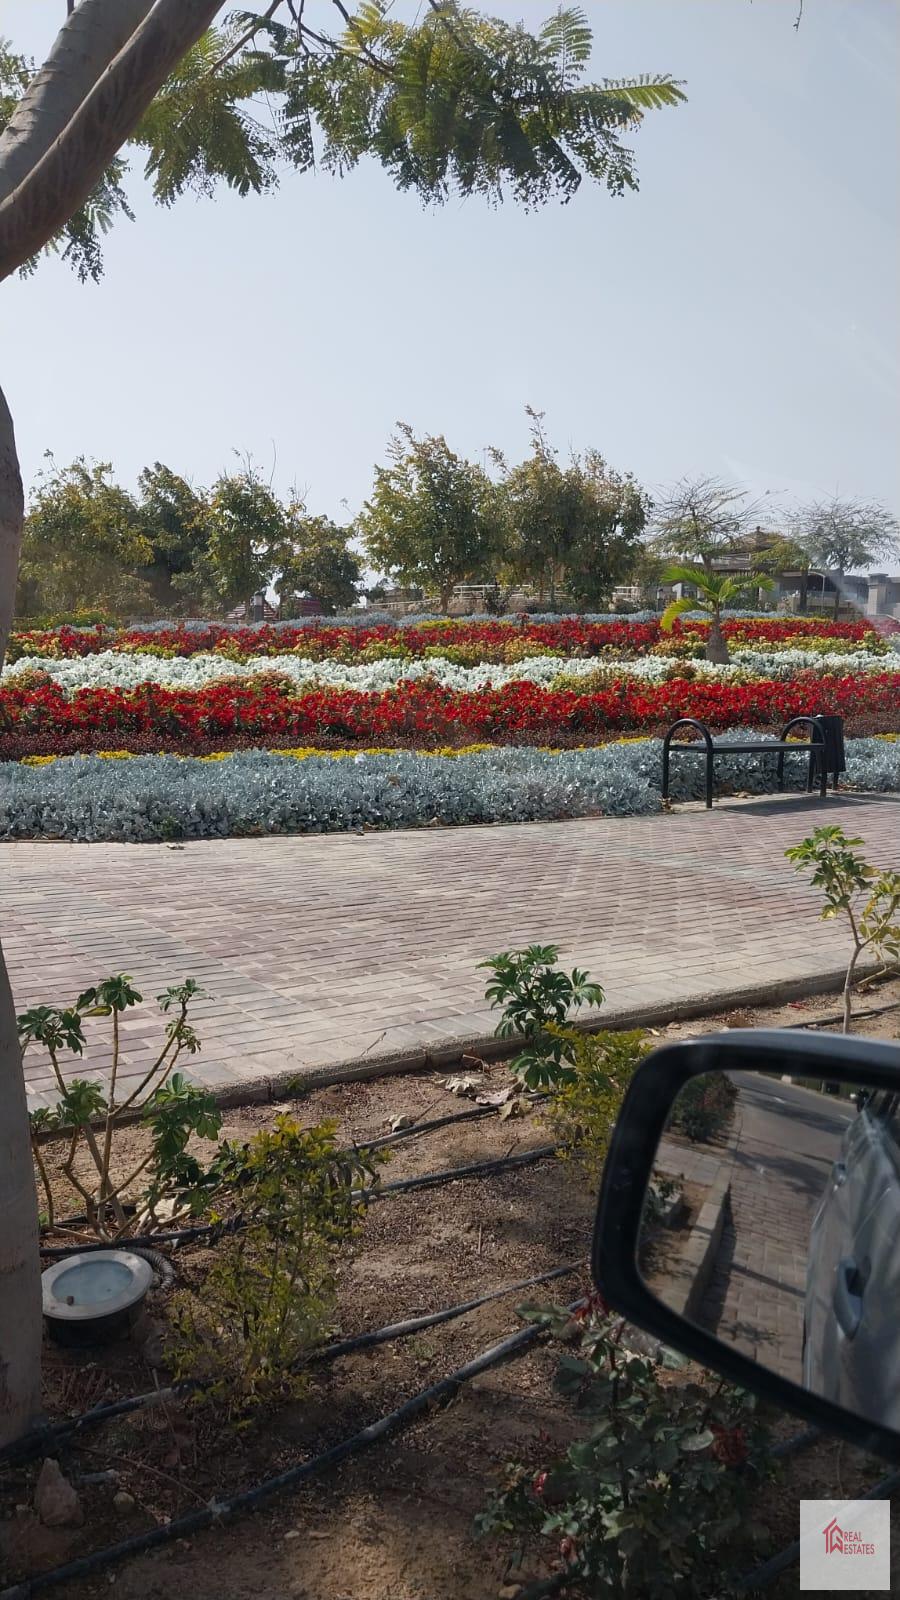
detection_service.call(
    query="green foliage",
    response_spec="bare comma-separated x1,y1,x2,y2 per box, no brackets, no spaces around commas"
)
498,408,647,607
669,1072,737,1144
547,1026,651,1176
786,827,900,1030
480,944,604,1089
360,423,504,610
16,458,154,620
169,1116,382,1417
660,565,774,661
3,6,684,280
276,512,362,615
478,1303,772,1597
205,463,290,611
137,463,214,614
20,974,218,1239
789,497,900,584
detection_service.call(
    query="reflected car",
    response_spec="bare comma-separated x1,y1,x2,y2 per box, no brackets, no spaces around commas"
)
803,1090,900,1429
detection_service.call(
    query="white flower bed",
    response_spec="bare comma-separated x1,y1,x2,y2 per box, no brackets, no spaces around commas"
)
3,647,892,695
1,736,896,843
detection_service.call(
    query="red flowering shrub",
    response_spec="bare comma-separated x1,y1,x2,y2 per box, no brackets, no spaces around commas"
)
1,669,897,758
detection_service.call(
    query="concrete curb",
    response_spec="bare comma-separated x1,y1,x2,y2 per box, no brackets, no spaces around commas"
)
208,959,880,1111
668,1167,732,1323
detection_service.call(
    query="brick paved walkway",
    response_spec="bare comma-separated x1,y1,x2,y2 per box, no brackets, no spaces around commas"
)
699,1073,854,1383
2,792,898,1106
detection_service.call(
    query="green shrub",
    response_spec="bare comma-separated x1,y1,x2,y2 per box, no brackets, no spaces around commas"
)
478,1303,772,1597
547,1027,651,1175
480,946,605,1089
169,1116,382,1418
670,1072,737,1143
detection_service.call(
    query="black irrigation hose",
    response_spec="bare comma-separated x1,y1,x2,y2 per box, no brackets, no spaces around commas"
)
1,1261,584,1467
354,1143,558,1201
782,997,898,1031
0,1306,580,1600
38,1144,558,1258
736,1464,900,1592
314,1260,583,1364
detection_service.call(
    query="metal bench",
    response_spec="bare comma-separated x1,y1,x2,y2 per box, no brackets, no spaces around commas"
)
662,714,845,810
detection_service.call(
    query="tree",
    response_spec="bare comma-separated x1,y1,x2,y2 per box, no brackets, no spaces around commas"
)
0,2,683,1449
754,533,812,613
15,457,153,619
204,463,288,614
499,408,646,608
649,476,763,570
659,564,774,663
788,497,900,620
136,462,213,614
276,512,361,616
360,423,504,611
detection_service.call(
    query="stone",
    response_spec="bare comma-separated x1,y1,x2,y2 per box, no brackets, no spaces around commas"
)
140,1318,168,1369
113,1491,136,1514
34,1459,83,1528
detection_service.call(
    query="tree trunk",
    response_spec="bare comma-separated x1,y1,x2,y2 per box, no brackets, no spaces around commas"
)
0,383,42,1448
705,610,730,665
439,582,454,615
798,568,808,614
833,569,842,621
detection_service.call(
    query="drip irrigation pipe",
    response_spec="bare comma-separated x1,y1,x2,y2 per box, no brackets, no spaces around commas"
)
736,1463,900,1591
1,1261,583,1467
353,1143,557,1201
0,1306,580,1600
39,1143,558,1258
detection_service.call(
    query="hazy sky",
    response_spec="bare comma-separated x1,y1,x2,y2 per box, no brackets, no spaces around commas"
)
1,0,897,527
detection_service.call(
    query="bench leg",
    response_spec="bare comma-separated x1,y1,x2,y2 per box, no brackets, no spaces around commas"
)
662,746,670,801
807,751,815,793
819,761,827,799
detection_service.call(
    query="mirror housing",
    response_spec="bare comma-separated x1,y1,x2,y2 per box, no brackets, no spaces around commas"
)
592,1028,900,1462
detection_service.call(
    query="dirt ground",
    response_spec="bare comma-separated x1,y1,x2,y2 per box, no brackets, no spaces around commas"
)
2,980,899,1599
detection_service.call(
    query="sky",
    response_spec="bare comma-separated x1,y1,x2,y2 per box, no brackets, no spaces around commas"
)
0,0,898,533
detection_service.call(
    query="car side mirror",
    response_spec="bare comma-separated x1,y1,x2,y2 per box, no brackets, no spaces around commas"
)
591,1028,900,1462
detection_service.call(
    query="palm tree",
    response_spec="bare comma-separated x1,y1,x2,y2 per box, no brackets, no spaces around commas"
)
660,565,775,663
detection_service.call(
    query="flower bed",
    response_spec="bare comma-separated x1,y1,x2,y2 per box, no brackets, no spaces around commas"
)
1,670,898,761
2,735,898,842
2,611,898,834
3,645,893,693
7,613,890,664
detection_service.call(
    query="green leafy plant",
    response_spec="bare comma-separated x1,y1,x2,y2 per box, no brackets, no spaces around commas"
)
20,975,220,1239
660,566,775,663
785,826,900,1031
169,1116,383,1418
478,1302,772,1597
547,1026,651,1174
480,945,605,1089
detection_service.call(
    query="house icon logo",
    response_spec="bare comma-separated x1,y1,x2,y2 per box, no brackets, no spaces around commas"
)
823,1517,845,1555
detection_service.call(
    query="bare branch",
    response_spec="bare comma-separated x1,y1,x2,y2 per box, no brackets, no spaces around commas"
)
794,0,804,30
0,0,156,207
0,0,228,284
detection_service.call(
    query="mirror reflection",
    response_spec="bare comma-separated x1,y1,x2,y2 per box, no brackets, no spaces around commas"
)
639,1063,899,1427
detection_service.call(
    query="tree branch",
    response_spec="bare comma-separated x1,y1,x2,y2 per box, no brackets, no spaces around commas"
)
0,0,156,207
0,0,228,284
204,0,283,77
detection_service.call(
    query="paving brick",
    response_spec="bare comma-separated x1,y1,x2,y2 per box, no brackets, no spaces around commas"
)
4,793,897,1101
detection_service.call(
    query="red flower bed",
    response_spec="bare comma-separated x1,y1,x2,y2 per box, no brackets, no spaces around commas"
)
2,671,897,757
7,614,889,663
